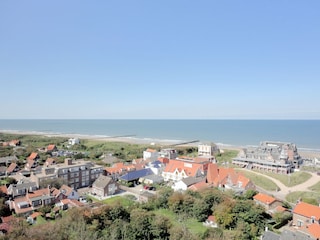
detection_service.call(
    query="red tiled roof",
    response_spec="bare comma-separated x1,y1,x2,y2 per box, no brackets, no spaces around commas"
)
158,157,169,164
308,223,320,239
293,201,320,220
105,162,135,174
1,215,14,223
188,181,208,191
164,159,204,177
0,185,8,195
27,152,38,160
253,193,276,205
237,174,251,188
29,212,42,219
208,215,216,222
47,144,56,151
274,205,286,213
6,163,17,173
146,148,157,153
46,158,56,165
60,185,73,196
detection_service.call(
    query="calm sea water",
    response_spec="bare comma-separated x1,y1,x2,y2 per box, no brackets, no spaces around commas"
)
0,120,320,150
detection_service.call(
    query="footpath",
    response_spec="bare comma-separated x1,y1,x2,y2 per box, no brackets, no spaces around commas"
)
239,169,320,201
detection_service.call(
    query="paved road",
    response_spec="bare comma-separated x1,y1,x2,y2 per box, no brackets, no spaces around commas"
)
238,169,320,200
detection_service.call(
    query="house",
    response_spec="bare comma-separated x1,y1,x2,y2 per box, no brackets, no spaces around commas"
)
140,175,164,185
0,216,15,234
27,152,39,161
6,162,19,175
206,163,255,192
188,181,209,192
9,140,21,147
0,185,8,197
119,168,154,184
159,148,178,160
56,198,84,210
253,193,281,211
25,159,38,170
59,185,79,200
92,175,120,197
68,138,80,145
27,212,42,224
7,181,38,198
146,160,165,175
172,177,206,191
105,162,136,177
46,144,57,153
162,158,208,182
198,143,219,157
293,201,320,231
203,215,218,228
143,148,158,161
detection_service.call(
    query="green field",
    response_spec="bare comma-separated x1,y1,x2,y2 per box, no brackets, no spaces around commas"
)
308,181,320,192
88,195,135,207
216,150,239,165
236,170,279,191
285,191,320,204
263,171,312,187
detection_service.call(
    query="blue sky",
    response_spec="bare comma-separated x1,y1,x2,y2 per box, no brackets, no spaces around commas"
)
1,1,319,119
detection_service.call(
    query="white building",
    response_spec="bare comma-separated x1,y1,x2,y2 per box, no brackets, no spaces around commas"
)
198,143,219,156
143,148,158,161
68,138,80,145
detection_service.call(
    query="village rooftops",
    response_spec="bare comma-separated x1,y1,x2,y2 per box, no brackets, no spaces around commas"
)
253,193,276,205
293,201,320,221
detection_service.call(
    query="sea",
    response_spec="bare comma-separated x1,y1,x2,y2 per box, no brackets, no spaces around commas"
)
0,119,320,151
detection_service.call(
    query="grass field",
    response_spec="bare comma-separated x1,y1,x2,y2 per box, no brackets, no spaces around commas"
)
216,150,239,165
153,208,207,236
285,191,320,204
236,169,279,191
263,171,312,187
308,181,320,192
88,195,135,207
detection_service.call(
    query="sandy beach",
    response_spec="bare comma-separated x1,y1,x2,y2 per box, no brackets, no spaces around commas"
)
1,129,320,158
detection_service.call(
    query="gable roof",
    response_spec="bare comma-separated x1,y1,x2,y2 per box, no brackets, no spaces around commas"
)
253,193,276,205
6,163,17,173
46,158,56,165
47,144,56,151
188,181,208,191
93,175,113,189
293,201,320,220
308,223,320,239
181,177,205,187
164,159,204,177
145,148,157,153
27,152,38,160
59,185,74,196
29,212,42,219
0,185,8,195
105,162,135,174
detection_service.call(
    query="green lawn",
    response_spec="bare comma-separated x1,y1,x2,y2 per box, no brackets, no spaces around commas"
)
236,170,279,191
308,181,320,192
216,150,239,165
88,195,135,207
153,208,207,236
263,171,312,187
35,216,47,225
285,191,320,204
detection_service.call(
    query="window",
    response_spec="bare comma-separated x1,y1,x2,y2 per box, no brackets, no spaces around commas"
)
297,220,303,227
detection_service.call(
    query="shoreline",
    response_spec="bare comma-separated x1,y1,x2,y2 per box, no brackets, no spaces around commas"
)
1,129,320,158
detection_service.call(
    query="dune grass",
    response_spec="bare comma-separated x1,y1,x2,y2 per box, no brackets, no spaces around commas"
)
263,171,312,187
88,195,135,207
308,181,320,192
285,191,320,204
236,170,279,191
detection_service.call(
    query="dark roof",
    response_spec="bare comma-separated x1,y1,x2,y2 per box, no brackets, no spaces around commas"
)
120,168,153,182
280,229,311,240
181,177,205,187
0,156,18,164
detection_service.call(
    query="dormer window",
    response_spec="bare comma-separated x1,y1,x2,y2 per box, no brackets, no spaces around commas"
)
311,216,316,223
